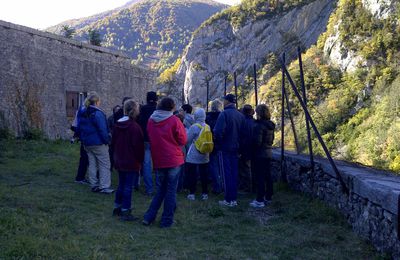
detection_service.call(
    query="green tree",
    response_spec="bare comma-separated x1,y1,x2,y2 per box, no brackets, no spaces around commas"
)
88,29,102,46
61,25,75,39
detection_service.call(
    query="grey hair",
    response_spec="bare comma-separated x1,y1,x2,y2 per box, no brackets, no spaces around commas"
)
210,99,223,112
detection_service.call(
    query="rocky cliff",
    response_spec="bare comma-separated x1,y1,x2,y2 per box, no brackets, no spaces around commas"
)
173,0,336,105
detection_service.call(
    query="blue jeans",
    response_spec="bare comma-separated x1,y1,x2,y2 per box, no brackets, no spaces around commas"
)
142,142,153,194
221,151,239,202
144,166,181,227
115,171,138,210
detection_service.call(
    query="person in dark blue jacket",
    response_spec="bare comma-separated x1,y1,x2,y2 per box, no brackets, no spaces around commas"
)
77,91,113,194
213,94,245,207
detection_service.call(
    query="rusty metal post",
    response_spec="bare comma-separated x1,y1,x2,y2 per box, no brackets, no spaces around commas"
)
234,71,238,109
254,63,258,106
298,47,314,170
284,89,300,154
280,53,287,183
281,60,349,194
206,80,209,112
224,75,227,97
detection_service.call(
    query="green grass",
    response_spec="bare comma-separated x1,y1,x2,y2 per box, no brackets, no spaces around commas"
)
0,139,382,259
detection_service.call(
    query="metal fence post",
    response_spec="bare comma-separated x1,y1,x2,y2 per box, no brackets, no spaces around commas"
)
281,60,349,194
281,53,287,183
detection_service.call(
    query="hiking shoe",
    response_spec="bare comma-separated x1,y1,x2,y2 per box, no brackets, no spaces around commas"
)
249,200,265,208
187,194,195,201
112,207,121,217
75,179,89,185
218,200,236,207
120,210,138,222
91,186,101,192
201,194,208,201
99,188,114,194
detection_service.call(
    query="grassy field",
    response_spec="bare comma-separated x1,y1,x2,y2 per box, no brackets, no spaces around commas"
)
0,139,383,259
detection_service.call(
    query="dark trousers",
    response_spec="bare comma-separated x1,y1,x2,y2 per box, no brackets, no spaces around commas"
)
254,158,273,202
115,171,138,210
221,151,239,202
75,143,88,181
187,163,208,195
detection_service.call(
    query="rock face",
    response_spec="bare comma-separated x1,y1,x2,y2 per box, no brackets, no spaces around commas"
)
361,0,395,19
174,0,337,106
323,0,398,73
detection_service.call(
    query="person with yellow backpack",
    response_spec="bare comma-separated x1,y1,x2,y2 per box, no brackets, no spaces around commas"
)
186,108,214,201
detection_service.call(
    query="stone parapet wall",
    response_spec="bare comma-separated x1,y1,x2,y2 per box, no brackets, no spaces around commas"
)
272,151,400,258
0,20,155,139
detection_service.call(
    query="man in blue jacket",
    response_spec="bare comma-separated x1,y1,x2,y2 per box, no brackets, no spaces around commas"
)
213,94,245,207
77,92,113,194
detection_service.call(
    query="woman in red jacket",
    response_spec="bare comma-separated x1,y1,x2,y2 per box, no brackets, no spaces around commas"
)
111,99,144,221
143,97,187,228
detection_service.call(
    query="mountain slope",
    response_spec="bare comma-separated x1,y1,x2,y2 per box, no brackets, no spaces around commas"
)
164,0,336,104
166,0,400,171
47,0,227,71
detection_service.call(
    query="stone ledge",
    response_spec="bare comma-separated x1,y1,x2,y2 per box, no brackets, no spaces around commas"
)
272,150,400,215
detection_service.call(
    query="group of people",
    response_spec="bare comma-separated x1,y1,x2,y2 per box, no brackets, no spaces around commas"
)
71,90,275,228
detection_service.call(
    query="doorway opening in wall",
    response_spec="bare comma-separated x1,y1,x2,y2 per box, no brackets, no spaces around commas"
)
66,91,87,118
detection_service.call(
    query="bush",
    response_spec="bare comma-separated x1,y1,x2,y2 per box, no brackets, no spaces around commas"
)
0,128,12,140
23,128,44,140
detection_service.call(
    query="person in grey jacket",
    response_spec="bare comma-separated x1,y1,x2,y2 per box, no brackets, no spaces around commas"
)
186,108,210,201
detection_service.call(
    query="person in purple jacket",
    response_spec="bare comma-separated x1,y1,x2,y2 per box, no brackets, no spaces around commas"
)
111,99,144,221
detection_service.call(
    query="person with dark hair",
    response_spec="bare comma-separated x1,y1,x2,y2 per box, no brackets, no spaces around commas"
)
143,97,187,228
77,91,113,194
114,97,132,123
112,99,144,221
249,104,275,208
138,91,158,196
108,105,121,171
213,94,245,207
239,104,255,193
179,104,194,130
206,99,224,194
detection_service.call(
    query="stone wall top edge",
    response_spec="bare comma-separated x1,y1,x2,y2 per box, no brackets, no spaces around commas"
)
0,19,154,74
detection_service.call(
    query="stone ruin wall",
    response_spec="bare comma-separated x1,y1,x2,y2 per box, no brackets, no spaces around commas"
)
0,20,155,139
271,151,400,259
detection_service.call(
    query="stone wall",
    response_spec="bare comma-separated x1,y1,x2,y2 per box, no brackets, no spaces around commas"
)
0,20,155,139
272,151,400,258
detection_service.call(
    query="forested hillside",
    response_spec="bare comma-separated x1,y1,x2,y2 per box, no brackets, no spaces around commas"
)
255,0,400,171
47,0,227,71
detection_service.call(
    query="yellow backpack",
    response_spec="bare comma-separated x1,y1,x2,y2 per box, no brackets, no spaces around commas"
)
194,123,214,154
